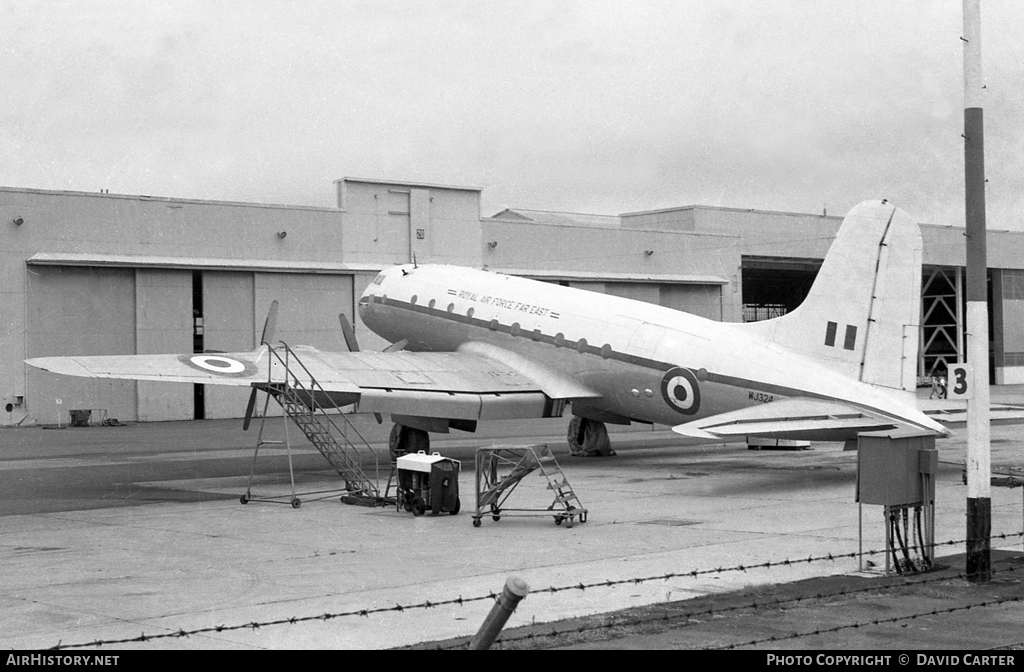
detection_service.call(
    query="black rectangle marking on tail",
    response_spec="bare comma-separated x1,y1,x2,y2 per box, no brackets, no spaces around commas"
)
844,324,858,350
825,321,838,347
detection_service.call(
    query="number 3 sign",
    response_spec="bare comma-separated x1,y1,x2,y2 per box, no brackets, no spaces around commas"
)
949,362,973,400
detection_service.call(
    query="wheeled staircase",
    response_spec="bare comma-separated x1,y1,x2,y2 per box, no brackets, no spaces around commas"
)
242,342,389,507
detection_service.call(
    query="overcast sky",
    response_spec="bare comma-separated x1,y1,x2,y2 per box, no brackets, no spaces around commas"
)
2,1,1023,228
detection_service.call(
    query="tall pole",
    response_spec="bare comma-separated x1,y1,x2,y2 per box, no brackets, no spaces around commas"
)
963,0,991,582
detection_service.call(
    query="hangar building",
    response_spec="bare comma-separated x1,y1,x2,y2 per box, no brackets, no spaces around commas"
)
3,178,1023,427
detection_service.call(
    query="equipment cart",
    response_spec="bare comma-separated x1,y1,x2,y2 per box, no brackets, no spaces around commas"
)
396,451,461,516
473,444,586,528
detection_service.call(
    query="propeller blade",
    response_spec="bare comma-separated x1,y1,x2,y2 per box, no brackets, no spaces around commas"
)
260,300,279,345
339,313,360,352
382,338,408,353
242,387,258,431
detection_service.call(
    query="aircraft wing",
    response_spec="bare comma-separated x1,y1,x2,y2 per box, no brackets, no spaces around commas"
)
672,398,910,442
26,343,599,422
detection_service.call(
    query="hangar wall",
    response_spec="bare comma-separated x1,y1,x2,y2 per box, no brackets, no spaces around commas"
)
481,212,742,323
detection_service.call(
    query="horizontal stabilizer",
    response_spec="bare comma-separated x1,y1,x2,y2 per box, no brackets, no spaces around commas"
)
673,398,905,442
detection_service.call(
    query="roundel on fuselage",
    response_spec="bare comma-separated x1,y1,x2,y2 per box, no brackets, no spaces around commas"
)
660,367,701,415
178,354,258,377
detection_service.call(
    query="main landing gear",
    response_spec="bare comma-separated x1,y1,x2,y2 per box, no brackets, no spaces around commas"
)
389,423,430,460
567,416,615,457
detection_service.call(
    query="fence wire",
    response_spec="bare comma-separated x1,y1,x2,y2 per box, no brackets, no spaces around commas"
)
48,531,1024,650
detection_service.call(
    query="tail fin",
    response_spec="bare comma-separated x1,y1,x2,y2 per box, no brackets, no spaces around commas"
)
744,200,923,392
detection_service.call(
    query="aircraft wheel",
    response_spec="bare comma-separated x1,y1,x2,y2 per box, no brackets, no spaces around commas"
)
581,420,614,456
412,496,426,516
406,427,429,453
554,515,563,526
240,495,249,505
291,498,301,509
567,416,585,455
389,424,404,461
391,424,431,457
449,497,461,515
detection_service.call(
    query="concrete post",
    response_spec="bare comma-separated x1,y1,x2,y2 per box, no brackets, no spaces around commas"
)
469,576,530,650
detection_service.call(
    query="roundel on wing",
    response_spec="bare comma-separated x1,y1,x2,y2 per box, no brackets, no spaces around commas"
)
660,367,701,415
178,354,258,377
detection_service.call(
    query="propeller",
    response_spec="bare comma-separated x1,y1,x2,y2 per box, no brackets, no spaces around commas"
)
243,300,279,431
339,312,398,423
339,313,360,352
383,339,408,353
260,300,279,346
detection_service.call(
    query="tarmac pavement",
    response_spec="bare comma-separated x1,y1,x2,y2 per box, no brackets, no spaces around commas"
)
1,387,1022,650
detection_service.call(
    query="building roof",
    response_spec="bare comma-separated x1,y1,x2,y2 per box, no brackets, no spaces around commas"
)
26,252,384,274
489,208,621,228
336,177,481,192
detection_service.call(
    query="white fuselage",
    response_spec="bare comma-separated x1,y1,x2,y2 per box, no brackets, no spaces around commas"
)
358,264,914,428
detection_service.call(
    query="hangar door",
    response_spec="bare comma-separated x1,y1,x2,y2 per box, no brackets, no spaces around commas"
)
659,285,722,321
26,266,138,425
577,281,723,321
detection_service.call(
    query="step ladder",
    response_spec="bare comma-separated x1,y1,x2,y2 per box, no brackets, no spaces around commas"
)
473,444,587,528
241,342,392,508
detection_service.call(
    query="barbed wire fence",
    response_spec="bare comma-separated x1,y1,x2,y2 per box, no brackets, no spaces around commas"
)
48,530,1024,651
467,561,1024,651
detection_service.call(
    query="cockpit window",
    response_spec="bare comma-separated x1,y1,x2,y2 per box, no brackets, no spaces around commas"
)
371,273,386,286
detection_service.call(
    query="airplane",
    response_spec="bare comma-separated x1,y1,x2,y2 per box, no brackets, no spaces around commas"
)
27,200,959,459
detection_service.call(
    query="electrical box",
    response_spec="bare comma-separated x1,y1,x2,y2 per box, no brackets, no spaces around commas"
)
857,433,937,506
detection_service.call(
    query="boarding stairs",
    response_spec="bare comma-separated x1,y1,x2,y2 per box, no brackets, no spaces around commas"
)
242,342,390,507
473,444,587,527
